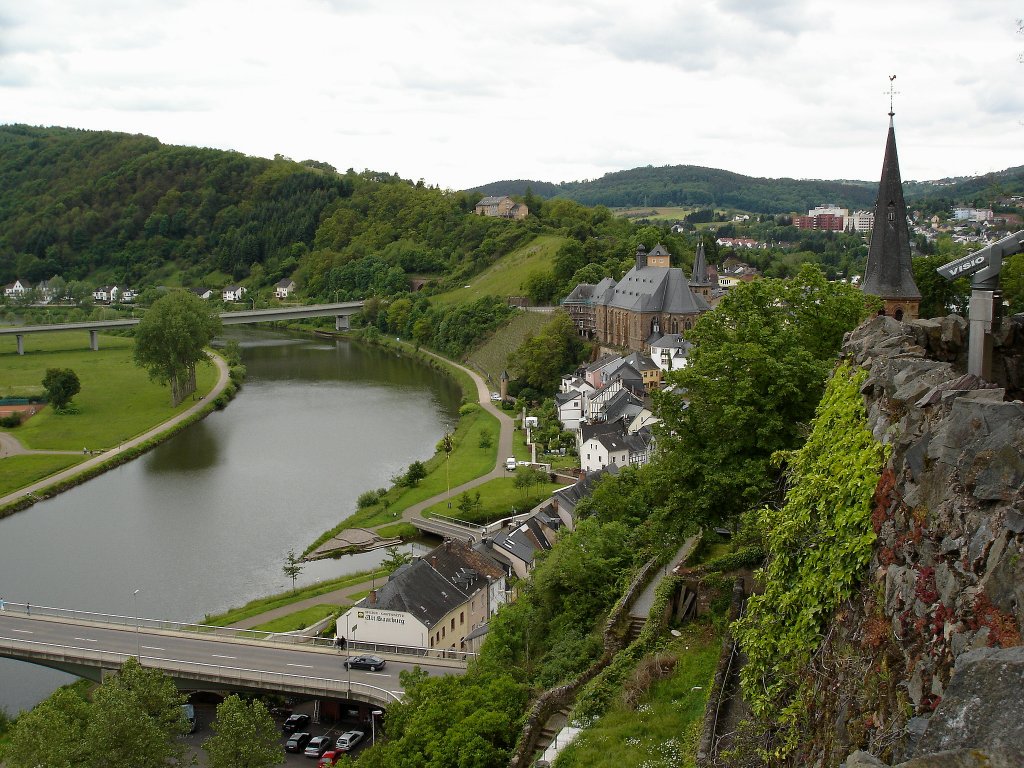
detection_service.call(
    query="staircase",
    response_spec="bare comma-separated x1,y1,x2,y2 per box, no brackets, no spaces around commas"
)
627,615,647,643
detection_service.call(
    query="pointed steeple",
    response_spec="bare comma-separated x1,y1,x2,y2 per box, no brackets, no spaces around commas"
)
861,113,921,320
690,241,709,285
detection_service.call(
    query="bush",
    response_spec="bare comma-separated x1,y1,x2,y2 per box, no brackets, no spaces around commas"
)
357,489,380,508
0,413,22,428
458,402,478,415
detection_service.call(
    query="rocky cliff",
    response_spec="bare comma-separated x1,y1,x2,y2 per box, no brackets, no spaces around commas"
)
797,314,1024,767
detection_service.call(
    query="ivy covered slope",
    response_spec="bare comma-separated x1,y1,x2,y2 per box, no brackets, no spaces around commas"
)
733,363,888,761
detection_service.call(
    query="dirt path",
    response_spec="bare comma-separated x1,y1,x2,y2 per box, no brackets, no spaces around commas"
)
0,352,231,507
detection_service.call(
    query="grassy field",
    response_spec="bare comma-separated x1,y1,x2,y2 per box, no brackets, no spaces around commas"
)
554,621,722,768
250,604,338,633
613,206,696,221
0,454,89,496
201,568,388,626
430,233,567,307
0,331,219,451
422,476,564,523
466,310,555,387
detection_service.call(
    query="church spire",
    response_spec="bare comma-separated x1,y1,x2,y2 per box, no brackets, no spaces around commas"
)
861,101,921,321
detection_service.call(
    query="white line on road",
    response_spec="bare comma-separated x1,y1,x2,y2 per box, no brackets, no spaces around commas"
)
73,637,98,642
10,628,33,634
140,645,165,651
287,663,313,668
211,654,236,659
367,672,390,677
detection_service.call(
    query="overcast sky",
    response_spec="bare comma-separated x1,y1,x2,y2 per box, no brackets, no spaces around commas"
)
2,1,1021,190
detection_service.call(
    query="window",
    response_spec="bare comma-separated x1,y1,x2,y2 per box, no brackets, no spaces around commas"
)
460,611,465,624
451,618,456,630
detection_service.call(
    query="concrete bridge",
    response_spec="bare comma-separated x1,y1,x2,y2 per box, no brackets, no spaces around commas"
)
0,600,467,707
0,302,364,355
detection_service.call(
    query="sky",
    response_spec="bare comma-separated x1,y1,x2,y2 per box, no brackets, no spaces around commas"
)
1,1,1021,191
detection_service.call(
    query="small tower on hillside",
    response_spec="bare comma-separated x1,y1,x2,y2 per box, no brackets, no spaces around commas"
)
499,369,509,402
689,240,714,300
861,91,921,320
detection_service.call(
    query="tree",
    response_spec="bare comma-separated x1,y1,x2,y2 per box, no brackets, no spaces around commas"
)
4,687,91,768
42,367,81,411
510,311,586,394
513,467,547,499
381,545,412,572
133,290,221,406
457,490,483,519
203,694,283,768
404,459,427,487
283,549,303,592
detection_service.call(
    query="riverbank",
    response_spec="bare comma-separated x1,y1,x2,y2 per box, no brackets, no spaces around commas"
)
0,349,233,517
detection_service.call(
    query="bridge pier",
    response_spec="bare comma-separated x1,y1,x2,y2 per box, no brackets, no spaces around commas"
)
16,334,24,355
335,314,350,331
90,329,99,351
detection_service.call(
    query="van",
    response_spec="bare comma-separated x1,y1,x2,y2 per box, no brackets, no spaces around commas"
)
505,457,516,471
182,703,196,734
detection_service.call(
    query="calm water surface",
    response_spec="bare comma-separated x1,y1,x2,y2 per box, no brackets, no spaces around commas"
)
0,329,459,714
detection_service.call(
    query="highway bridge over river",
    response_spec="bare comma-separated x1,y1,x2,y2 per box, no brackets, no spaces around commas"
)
0,601,467,707
0,302,364,355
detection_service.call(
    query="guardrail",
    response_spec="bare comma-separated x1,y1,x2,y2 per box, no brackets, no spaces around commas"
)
0,602,476,664
0,633,401,703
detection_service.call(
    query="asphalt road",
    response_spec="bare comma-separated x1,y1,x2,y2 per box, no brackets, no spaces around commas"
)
0,611,453,701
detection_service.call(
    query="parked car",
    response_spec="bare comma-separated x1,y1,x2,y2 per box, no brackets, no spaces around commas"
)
490,391,501,401
344,654,386,671
304,736,332,758
182,703,196,734
283,713,311,732
505,457,516,471
318,751,343,766
285,732,311,753
335,730,364,752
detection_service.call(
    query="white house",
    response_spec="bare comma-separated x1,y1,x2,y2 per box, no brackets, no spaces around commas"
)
190,287,215,300
579,425,653,473
92,285,119,303
649,333,693,373
336,540,507,651
275,278,297,299
3,279,30,298
555,391,585,431
120,288,138,303
222,285,247,302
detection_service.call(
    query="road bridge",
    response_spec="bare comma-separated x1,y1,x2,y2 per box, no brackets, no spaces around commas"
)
0,302,364,354
0,601,467,707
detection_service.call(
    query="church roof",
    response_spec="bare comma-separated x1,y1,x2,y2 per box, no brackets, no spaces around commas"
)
861,117,921,302
689,241,713,286
600,265,710,314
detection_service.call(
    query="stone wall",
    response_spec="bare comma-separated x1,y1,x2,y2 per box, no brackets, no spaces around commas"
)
795,314,1024,766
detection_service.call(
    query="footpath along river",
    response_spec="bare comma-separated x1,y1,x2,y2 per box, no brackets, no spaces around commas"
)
0,328,460,715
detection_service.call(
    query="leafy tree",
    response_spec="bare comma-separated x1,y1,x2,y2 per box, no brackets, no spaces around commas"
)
1003,252,1024,313
654,265,873,529
133,290,221,406
381,545,413,572
513,467,546,499
510,311,586,394
404,460,427,487
42,367,81,411
283,549,303,591
912,252,969,318
4,687,91,768
203,695,283,768
457,490,482,518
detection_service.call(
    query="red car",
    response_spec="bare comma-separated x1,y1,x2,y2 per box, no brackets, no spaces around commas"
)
318,751,343,766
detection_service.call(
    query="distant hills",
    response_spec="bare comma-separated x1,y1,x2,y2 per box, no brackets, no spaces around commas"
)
470,163,1024,215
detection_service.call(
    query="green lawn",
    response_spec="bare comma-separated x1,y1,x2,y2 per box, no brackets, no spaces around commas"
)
0,454,88,496
422,476,564,523
251,604,338,633
0,331,219,451
554,622,722,768
431,233,567,307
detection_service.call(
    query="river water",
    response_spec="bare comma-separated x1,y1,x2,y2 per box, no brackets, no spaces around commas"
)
0,329,461,715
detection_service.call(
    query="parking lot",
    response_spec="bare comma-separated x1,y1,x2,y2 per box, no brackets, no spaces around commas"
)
180,700,375,765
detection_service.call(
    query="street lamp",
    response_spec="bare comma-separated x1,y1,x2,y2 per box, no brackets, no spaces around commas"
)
132,589,141,658
370,709,383,745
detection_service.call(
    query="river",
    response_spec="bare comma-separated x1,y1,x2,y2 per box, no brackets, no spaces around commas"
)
0,328,461,715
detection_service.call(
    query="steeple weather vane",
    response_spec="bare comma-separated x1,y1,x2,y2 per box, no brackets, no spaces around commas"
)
886,75,899,117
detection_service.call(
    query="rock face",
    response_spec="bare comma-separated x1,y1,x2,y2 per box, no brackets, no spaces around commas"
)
801,314,1024,767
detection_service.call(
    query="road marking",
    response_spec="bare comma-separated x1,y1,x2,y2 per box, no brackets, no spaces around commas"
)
73,637,98,642
211,654,236,659
140,645,165,651
367,672,390,677
10,628,33,634
287,663,313,668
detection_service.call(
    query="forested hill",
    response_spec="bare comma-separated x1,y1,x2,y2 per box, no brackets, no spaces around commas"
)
469,163,1024,213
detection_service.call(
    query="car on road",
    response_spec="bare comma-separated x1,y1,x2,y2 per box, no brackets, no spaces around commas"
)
343,654,386,671
304,736,332,758
318,751,344,766
335,730,364,752
282,713,311,732
505,457,516,471
285,732,311,753
490,392,501,401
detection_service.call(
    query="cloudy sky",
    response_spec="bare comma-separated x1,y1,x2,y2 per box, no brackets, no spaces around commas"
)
2,1,1021,190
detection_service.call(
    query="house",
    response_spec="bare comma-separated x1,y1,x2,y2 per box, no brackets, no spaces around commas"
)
3,279,31,298
649,333,692,372
335,539,507,651
620,352,662,392
275,278,297,299
579,424,653,473
92,285,119,303
555,391,586,431
120,288,138,303
547,466,617,528
562,244,709,352
190,287,215,300
487,511,562,579
474,195,528,220
222,285,247,302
